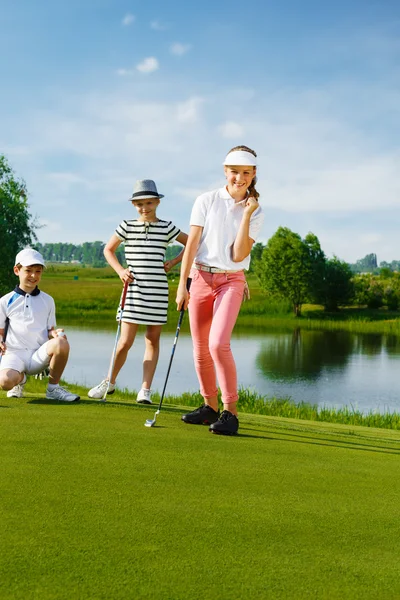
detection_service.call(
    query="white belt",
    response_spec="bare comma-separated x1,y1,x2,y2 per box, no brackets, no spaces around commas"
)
193,263,242,274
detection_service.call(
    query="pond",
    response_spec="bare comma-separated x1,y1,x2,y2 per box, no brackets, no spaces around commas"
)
62,326,400,414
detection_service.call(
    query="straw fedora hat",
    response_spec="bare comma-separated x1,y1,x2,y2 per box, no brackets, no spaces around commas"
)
129,179,164,201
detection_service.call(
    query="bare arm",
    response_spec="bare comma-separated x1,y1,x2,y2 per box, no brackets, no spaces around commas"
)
176,226,203,310
104,234,134,284
164,231,189,273
231,197,259,262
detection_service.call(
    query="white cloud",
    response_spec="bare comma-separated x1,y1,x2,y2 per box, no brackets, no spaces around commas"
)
122,14,135,26
136,57,159,73
116,68,131,76
176,97,204,123
150,20,168,31
170,43,192,56
218,121,244,139
4,54,400,260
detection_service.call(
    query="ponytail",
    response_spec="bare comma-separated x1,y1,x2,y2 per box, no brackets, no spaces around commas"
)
247,176,259,200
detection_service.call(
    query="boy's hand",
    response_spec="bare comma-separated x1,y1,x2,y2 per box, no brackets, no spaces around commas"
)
49,328,67,340
164,260,174,273
0,340,6,355
119,268,134,284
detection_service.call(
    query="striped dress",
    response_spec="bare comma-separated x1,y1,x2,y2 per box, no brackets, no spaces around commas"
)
115,219,181,325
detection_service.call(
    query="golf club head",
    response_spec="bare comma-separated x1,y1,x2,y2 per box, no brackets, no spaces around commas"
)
144,410,160,428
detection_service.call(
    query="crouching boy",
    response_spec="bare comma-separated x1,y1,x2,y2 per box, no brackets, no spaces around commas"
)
0,248,80,402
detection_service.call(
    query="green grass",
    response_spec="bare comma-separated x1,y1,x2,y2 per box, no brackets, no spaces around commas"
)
1,385,400,599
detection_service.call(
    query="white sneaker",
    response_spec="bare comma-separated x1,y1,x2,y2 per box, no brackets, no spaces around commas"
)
7,383,25,398
46,385,80,402
88,379,116,399
6,374,27,398
136,388,152,404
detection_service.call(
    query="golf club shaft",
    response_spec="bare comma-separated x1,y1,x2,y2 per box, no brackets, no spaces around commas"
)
103,280,130,399
0,317,10,362
155,277,192,412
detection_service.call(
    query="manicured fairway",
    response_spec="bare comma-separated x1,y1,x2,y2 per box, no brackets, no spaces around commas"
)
1,388,400,600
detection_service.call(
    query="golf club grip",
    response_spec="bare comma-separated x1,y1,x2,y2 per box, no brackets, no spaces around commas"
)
3,317,9,342
177,276,192,321
0,317,9,357
120,279,129,310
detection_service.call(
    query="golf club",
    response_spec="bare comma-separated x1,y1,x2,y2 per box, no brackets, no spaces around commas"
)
145,277,192,427
101,279,129,401
0,317,10,364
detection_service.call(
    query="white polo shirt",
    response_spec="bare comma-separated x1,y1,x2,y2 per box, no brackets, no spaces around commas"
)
190,187,264,271
0,287,56,352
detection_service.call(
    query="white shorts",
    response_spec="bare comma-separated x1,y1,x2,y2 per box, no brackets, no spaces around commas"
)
0,341,51,375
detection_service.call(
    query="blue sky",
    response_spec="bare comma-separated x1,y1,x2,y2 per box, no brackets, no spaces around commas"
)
1,0,399,263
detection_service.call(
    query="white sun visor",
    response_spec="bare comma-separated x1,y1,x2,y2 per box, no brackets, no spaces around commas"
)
223,150,257,167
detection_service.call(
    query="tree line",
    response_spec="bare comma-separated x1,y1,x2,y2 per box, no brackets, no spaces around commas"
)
34,241,181,267
250,231,400,314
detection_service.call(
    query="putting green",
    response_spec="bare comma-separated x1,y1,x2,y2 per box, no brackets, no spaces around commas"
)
1,391,400,599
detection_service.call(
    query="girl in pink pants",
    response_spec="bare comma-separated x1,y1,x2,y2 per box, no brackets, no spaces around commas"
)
176,145,264,435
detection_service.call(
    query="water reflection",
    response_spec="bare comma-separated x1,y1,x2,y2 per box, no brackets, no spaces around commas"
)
385,335,400,355
256,329,353,381
62,326,400,413
352,333,385,356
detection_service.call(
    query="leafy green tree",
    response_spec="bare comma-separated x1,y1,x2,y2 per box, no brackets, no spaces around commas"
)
304,233,326,301
382,272,400,310
379,267,394,279
353,275,384,309
384,285,399,310
0,155,36,295
257,227,324,316
314,257,354,311
248,242,264,273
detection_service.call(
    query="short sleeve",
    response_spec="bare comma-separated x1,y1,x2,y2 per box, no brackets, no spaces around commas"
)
115,220,128,242
167,222,181,244
249,206,264,242
0,296,7,330
190,194,208,227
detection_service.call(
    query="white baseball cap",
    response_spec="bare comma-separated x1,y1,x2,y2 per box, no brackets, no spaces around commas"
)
15,248,45,267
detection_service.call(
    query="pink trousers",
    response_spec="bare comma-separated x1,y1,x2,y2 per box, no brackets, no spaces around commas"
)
188,268,245,404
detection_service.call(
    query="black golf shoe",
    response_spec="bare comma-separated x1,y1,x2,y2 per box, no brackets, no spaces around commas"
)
209,410,239,436
181,404,220,425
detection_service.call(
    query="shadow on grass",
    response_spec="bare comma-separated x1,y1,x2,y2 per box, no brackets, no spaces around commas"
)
24,396,400,455
26,397,177,414
28,398,81,406
241,426,400,455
